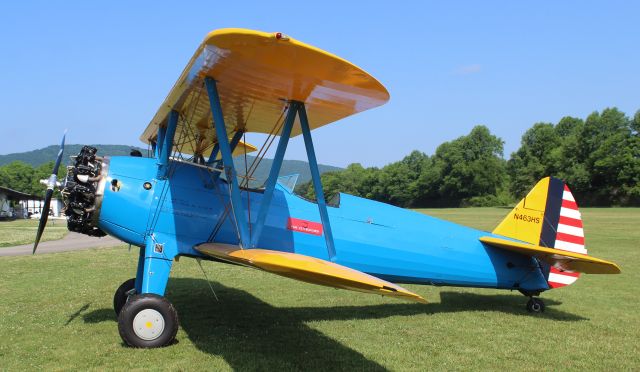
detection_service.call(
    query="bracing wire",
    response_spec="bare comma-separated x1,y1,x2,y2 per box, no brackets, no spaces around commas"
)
156,85,290,247
196,259,219,302
244,130,252,242
147,81,204,234
241,107,287,188
206,107,288,243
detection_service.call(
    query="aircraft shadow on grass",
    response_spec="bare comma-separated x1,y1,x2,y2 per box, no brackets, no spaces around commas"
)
78,278,586,371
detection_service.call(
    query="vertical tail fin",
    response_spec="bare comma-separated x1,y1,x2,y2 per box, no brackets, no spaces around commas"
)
493,177,586,288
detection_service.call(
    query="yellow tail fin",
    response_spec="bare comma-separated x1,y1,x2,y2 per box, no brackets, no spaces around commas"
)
493,177,553,245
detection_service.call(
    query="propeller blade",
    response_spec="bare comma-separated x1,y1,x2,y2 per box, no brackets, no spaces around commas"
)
33,189,53,254
52,132,66,175
33,131,66,254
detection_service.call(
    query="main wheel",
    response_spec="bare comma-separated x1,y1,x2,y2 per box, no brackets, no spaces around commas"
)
526,298,545,313
113,278,136,316
118,294,179,348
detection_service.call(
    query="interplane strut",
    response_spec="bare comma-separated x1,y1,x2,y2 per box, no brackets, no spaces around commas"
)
202,78,336,259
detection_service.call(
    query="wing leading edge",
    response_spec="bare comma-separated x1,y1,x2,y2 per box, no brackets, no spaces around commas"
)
195,243,426,303
140,28,390,155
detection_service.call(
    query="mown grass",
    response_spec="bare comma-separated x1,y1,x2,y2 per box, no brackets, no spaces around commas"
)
0,208,637,370
0,219,68,247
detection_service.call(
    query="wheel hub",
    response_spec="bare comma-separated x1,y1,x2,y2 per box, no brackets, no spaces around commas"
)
132,309,165,341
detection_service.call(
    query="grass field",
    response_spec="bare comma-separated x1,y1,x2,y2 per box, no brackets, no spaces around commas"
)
0,219,68,247
0,208,637,370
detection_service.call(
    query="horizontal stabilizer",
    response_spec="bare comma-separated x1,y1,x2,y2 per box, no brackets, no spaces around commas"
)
195,243,426,303
479,236,620,274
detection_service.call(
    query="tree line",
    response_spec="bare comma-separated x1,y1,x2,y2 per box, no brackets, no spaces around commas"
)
2,107,638,207
0,161,63,196
296,107,640,207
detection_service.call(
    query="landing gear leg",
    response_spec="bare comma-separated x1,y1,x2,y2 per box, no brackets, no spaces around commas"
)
526,297,545,313
118,241,177,348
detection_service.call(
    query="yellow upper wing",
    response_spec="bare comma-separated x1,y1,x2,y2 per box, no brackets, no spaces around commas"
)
480,236,620,274
195,243,426,304
140,28,390,155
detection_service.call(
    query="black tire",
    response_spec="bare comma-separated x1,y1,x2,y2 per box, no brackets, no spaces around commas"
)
113,278,136,316
526,298,545,313
118,294,179,348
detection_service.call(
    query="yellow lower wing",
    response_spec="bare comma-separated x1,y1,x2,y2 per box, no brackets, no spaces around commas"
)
480,236,620,274
195,243,426,303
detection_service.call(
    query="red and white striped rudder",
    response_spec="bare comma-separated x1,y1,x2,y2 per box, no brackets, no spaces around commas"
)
547,184,586,288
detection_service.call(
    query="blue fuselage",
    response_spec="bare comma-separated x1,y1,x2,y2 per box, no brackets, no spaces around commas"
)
98,156,549,292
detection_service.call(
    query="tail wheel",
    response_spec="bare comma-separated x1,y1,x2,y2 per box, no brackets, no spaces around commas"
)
113,278,136,316
526,297,545,313
118,294,179,348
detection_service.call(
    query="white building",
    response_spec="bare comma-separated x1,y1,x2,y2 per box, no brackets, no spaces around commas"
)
0,186,63,219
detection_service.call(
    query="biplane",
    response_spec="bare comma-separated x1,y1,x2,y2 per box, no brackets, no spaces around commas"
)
34,28,620,348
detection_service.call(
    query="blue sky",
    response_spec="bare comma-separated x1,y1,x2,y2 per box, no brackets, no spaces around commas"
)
0,1,638,167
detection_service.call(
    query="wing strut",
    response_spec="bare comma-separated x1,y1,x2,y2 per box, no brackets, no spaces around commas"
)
203,77,336,259
249,103,298,248
156,110,179,179
204,128,245,169
204,77,251,247
207,129,245,183
205,143,219,166
298,104,337,259
250,101,337,260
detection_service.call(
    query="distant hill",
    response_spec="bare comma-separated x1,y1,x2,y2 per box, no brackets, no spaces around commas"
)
0,145,343,186
235,155,343,186
0,145,147,167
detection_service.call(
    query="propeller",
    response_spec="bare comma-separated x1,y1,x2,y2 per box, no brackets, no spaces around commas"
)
33,132,66,254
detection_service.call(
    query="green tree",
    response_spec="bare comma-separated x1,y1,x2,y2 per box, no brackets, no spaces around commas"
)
298,127,506,208
507,107,640,206
431,125,506,205
372,151,430,207
507,123,561,198
0,160,65,196
299,163,383,204
554,116,589,193
580,108,639,204
632,110,640,134
0,161,37,194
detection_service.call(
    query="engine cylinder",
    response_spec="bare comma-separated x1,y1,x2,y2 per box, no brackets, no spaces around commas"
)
61,146,107,237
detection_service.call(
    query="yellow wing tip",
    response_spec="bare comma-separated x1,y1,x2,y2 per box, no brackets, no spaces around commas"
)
406,294,428,304
234,140,257,155
203,28,269,43
380,285,427,303
605,262,622,274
